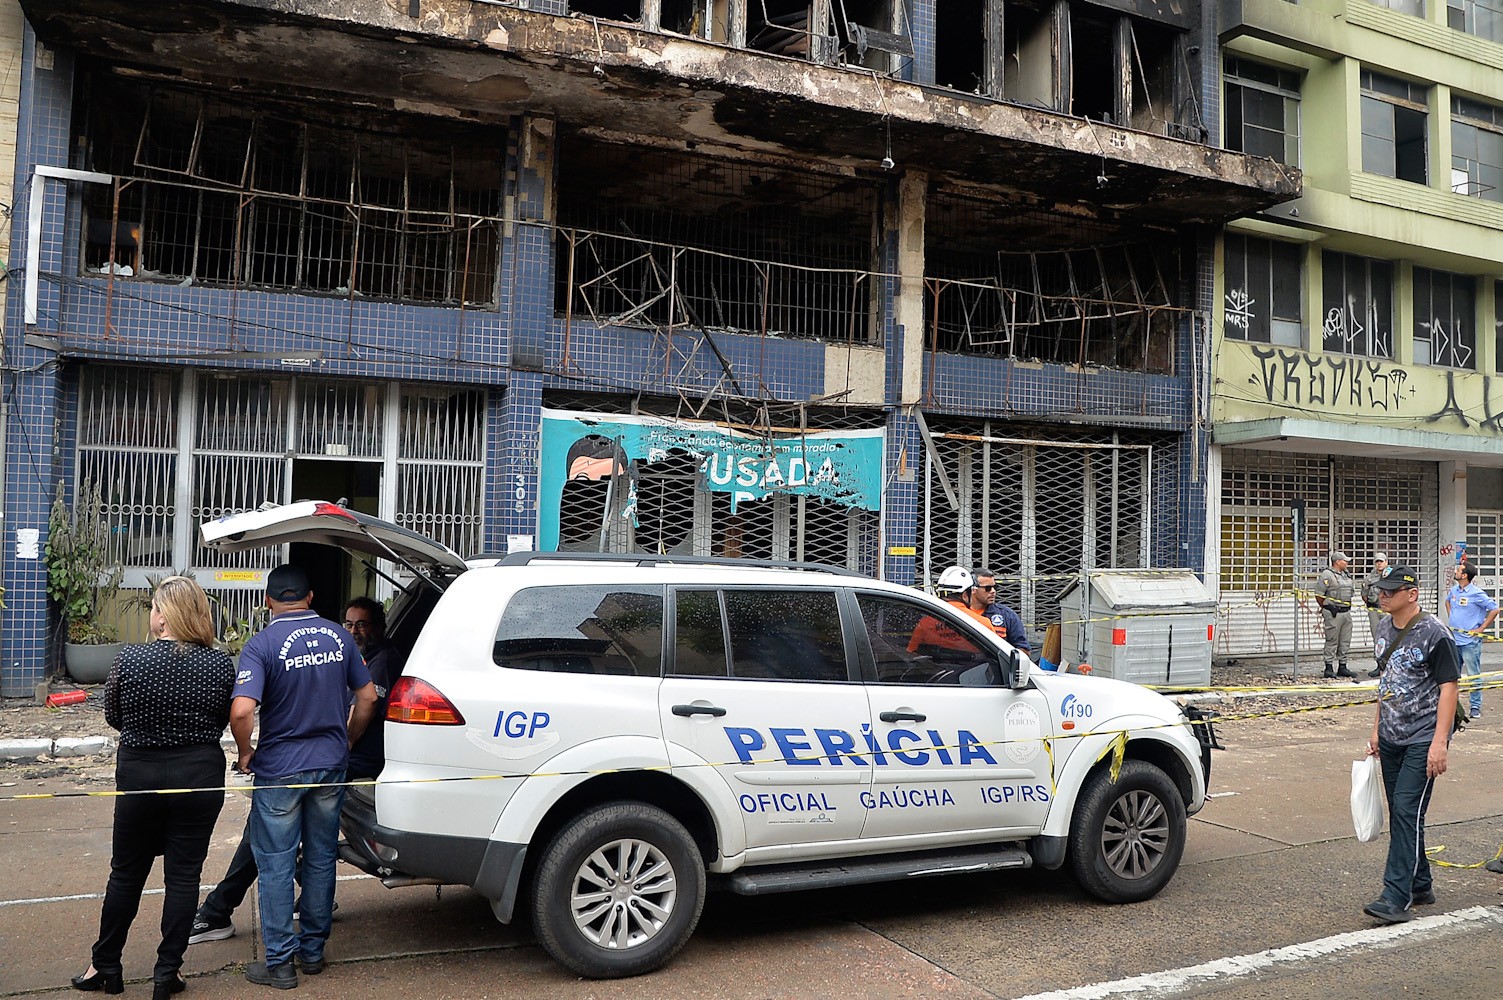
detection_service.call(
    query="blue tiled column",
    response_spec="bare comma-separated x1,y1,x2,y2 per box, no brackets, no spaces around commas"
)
879,175,920,585
2,29,75,694
908,0,936,86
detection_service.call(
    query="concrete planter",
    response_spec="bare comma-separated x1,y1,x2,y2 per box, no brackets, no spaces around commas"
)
64,642,124,684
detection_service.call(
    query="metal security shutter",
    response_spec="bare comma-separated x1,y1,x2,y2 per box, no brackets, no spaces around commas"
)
396,386,486,558
1218,449,1437,658
1465,510,1503,639
916,422,1153,651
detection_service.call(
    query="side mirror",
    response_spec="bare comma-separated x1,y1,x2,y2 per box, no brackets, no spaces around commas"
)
988,649,1029,688
1009,648,1030,689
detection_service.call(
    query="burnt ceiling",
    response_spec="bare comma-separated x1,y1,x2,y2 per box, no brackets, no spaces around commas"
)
23,0,1298,231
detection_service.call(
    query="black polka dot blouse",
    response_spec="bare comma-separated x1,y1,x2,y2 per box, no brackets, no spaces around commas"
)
104,640,236,749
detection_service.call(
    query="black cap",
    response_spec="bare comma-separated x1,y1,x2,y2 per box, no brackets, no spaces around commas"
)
267,564,311,602
1374,567,1419,591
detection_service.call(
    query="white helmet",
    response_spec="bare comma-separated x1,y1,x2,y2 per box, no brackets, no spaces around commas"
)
936,566,975,596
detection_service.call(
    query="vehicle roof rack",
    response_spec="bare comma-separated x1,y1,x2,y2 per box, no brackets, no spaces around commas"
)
494,551,867,578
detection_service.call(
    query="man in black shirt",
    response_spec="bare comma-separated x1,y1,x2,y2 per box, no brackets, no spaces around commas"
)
342,597,404,781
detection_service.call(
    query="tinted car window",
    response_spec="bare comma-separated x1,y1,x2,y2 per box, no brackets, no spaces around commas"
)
494,586,664,676
724,589,848,683
671,589,729,677
857,593,995,685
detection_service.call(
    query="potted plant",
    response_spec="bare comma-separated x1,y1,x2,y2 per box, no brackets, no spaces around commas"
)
45,480,124,683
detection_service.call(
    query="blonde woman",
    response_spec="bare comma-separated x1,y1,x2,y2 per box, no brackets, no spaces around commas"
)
74,577,235,999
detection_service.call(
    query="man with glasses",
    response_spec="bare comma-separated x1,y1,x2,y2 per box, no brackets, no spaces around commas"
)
969,569,1031,653
343,597,405,782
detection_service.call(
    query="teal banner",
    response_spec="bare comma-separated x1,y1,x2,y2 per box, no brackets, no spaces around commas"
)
538,408,884,552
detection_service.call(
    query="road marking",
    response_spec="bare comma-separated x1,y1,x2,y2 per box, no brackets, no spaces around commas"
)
1010,906,1503,1000
0,873,372,908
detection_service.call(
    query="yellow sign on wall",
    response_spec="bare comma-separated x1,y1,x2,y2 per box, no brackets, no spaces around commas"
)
213,570,264,583
1214,339,1503,437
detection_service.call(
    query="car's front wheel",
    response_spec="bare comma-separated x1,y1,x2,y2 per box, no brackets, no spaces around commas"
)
1068,759,1186,903
531,801,706,979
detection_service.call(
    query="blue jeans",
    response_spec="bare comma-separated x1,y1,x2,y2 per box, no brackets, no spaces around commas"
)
1458,641,1483,715
1377,739,1436,909
250,769,346,968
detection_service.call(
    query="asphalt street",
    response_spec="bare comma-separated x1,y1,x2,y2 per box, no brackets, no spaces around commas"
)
3,696,1501,1000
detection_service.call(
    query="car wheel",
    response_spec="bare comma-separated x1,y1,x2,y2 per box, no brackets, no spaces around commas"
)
531,801,706,979
1068,759,1186,903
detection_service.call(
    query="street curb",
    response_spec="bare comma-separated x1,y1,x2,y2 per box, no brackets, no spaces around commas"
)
0,734,241,763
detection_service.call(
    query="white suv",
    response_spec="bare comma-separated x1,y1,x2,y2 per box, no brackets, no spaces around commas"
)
204,502,1216,979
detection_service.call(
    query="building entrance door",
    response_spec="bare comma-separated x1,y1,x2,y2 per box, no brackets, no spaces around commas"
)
289,459,382,622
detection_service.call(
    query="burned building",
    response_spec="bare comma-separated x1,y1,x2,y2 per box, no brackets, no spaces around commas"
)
1,0,1293,692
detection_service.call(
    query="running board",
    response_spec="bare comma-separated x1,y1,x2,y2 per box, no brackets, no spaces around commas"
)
726,846,1033,896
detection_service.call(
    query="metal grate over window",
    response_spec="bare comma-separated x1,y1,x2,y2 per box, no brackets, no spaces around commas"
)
74,72,504,307
1218,449,1439,657
915,423,1154,650
397,386,487,557
555,136,882,343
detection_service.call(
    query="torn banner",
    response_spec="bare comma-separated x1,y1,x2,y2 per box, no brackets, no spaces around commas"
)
537,407,885,552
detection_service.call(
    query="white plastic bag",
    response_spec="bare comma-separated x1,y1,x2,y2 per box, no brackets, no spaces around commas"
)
1351,756,1385,842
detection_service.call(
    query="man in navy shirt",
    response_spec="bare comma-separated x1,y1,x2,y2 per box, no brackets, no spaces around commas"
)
342,596,404,781
970,569,1032,653
231,565,376,989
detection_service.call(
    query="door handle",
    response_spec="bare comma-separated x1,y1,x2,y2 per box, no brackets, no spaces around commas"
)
879,710,927,723
672,703,728,718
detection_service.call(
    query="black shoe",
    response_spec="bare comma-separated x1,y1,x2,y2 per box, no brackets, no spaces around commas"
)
297,955,324,976
187,914,235,945
1363,898,1413,924
71,970,124,994
1411,889,1436,905
1368,668,1382,678
153,975,187,1000
1337,666,1356,678
245,961,298,991
1323,667,1335,678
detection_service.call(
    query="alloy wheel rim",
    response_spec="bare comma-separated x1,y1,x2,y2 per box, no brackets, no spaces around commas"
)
569,838,678,950
1101,789,1169,880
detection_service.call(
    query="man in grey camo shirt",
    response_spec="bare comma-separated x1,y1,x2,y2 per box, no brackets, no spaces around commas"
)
1362,567,1460,925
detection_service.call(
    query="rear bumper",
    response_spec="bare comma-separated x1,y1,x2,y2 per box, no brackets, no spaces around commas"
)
339,790,529,922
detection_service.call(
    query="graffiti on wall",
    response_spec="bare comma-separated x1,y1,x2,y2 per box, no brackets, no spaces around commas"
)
1245,345,1412,412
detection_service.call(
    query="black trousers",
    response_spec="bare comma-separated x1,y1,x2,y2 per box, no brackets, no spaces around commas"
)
90,744,226,982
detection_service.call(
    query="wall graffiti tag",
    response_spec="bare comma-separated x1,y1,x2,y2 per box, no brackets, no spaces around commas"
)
1247,346,1412,412
1225,288,1254,332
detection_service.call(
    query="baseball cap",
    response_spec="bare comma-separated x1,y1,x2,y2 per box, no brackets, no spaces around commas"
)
1331,551,1349,563
267,564,311,602
1374,567,1419,591
1373,552,1388,563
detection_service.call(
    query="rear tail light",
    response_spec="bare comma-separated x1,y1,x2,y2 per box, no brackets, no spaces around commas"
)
312,501,357,521
388,676,466,725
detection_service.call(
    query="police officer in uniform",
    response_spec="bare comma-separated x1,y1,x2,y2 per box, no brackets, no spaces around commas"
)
1362,553,1391,678
1318,551,1357,678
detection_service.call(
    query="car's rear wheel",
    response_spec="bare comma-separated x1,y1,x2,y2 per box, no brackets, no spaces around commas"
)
1068,759,1186,903
531,801,705,978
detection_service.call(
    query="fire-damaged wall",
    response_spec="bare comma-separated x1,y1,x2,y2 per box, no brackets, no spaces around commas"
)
1,0,1296,693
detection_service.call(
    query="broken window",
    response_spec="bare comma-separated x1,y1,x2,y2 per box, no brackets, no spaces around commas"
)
1224,57,1301,165
749,1,828,58
1127,19,1183,136
835,0,911,73
1449,0,1503,42
1321,251,1393,358
569,0,642,24
1003,1,1059,110
74,73,503,307
661,0,733,39
1361,70,1429,184
1451,94,1503,201
1068,7,1118,123
1224,234,1301,346
555,134,881,342
935,0,988,94
1413,267,1476,369
924,190,1182,374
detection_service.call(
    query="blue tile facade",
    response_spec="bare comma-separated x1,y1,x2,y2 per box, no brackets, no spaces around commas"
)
0,13,1213,694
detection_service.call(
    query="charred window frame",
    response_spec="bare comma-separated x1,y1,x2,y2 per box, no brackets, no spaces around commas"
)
1224,57,1301,166
924,191,1183,374
554,135,882,343
1447,0,1503,42
74,76,503,307
1360,71,1429,185
1223,234,1301,346
1320,251,1394,359
569,1,644,25
1413,267,1476,370
1451,95,1503,202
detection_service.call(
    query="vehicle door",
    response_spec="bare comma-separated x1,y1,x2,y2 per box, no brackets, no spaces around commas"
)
851,590,1054,845
659,586,872,854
